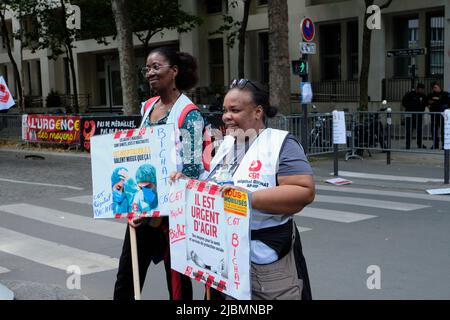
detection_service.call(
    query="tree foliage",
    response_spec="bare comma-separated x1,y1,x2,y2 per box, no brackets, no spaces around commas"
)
73,0,202,57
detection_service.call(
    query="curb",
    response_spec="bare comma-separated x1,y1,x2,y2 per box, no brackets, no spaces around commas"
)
0,147,91,158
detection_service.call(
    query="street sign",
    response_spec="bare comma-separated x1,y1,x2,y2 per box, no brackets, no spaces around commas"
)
300,17,315,42
386,48,427,57
292,59,308,76
300,42,316,54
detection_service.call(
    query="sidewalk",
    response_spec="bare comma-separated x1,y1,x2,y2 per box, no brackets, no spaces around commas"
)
311,151,449,193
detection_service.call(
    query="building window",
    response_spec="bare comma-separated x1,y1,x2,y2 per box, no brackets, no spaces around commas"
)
206,0,222,14
320,23,341,80
347,20,358,80
259,32,269,85
392,15,419,77
257,0,268,5
427,14,444,76
209,38,224,87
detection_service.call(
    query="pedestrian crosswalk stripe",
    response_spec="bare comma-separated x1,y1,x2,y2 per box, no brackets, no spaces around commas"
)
0,177,84,190
0,266,10,274
298,207,376,223
314,195,429,211
297,226,312,233
335,171,442,183
62,195,92,205
0,204,125,240
0,227,119,275
316,185,450,202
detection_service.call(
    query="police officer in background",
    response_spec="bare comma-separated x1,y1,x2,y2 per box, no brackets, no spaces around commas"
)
402,83,427,149
427,81,449,149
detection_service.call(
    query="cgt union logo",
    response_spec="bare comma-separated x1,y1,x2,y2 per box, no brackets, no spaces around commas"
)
248,160,262,179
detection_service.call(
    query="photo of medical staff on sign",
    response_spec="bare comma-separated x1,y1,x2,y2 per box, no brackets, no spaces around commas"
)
169,179,251,300
110,164,158,214
90,124,176,219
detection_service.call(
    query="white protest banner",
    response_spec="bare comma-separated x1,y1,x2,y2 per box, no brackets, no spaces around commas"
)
0,76,15,110
90,124,177,219
332,110,346,144
444,110,450,150
169,179,251,300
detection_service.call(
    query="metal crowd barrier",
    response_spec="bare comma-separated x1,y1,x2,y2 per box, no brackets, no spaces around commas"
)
267,112,353,156
0,114,22,142
1,111,448,157
350,111,446,156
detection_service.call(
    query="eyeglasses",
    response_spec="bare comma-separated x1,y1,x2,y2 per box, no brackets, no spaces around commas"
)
140,65,172,77
229,78,261,91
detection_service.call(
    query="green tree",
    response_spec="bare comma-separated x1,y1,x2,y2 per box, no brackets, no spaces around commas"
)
24,0,81,113
129,0,202,61
75,0,202,60
75,0,202,113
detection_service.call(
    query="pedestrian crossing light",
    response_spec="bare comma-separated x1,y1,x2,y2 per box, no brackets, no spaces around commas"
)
292,59,308,76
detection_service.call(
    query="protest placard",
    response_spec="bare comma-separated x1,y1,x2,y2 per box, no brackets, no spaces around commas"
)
169,179,251,300
90,124,176,219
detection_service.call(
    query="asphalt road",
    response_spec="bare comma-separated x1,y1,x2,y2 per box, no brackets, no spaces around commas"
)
1,148,450,299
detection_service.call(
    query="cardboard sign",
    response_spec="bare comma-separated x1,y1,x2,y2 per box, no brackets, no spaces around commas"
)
90,124,177,219
169,179,251,300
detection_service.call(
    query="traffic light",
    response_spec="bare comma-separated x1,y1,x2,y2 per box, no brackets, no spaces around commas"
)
292,59,308,76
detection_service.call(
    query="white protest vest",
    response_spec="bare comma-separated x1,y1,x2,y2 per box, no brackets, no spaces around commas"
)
140,93,194,172
207,128,289,230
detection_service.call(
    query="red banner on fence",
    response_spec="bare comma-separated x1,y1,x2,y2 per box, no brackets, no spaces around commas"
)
21,114,81,144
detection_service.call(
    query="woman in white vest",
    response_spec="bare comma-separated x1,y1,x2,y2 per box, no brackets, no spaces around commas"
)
114,47,204,300
172,79,315,300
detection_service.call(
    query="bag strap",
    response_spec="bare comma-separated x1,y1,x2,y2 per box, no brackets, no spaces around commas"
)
143,96,160,114
177,103,199,128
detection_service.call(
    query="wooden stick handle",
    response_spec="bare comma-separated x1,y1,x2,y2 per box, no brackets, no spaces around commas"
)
129,224,141,300
206,285,211,300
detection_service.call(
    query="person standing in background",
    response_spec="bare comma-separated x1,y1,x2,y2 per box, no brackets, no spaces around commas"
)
402,83,427,149
427,82,449,150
